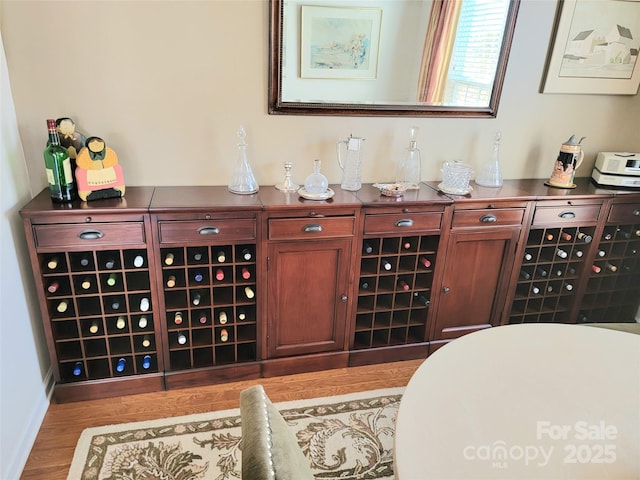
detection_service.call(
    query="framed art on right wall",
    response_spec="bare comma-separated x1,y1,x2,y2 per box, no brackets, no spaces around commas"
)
541,0,640,95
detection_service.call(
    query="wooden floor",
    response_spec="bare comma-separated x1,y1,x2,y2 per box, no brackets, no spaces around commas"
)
20,359,423,479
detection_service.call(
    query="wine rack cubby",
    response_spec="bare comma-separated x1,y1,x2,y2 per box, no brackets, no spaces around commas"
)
160,243,258,371
41,248,159,383
579,216,640,323
355,235,438,349
509,226,595,324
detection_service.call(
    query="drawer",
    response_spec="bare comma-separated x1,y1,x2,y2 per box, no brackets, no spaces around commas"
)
364,213,442,234
158,219,256,243
532,205,601,226
452,208,525,228
33,222,145,248
608,203,640,224
269,217,355,240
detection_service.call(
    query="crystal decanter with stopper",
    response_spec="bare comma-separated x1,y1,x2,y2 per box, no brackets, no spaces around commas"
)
476,131,503,187
228,125,259,194
303,159,328,194
395,126,422,189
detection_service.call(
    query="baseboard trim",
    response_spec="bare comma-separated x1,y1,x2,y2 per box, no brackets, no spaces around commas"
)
4,368,53,480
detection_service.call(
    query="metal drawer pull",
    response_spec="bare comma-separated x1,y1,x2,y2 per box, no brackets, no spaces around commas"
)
396,219,414,228
480,214,498,223
633,209,640,216
558,211,576,219
78,230,105,240
198,226,220,235
303,224,323,233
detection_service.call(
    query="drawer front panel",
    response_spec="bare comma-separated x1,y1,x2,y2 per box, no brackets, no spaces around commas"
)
269,217,355,240
33,223,145,248
608,203,640,223
158,219,256,243
452,209,525,228
364,213,442,234
532,205,601,226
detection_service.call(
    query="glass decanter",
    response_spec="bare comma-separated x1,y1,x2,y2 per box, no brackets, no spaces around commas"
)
228,125,259,194
476,131,503,187
395,126,422,189
303,159,328,194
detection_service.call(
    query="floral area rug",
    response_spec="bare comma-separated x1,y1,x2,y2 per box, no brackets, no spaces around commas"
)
68,387,404,480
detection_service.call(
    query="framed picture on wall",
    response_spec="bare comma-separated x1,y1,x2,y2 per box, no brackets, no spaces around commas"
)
300,5,382,80
540,0,640,94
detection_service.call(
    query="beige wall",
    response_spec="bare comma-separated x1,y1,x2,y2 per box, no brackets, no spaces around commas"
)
2,0,640,192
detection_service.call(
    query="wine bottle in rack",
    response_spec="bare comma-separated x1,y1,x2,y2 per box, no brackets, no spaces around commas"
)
139,297,150,312
133,255,144,268
105,258,116,269
635,229,640,237
242,248,253,261
177,332,187,345
80,257,90,267
106,273,118,287
523,251,533,261
564,283,574,291
166,275,176,288
116,358,126,373
47,281,60,294
573,249,584,258
56,300,69,313
555,248,568,259
561,232,572,241
237,309,246,321
536,267,548,277
546,285,554,293
597,250,606,257
403,241,412,250
414,294,430,306
138,316,148,329
142,355,152,369
81,277,92,290
89,320,99,334
192,293,201,306
360,281,370,290
174,311,184,325
164,252,175,265
419,257,431,268
193,272,204,283
567,266,577,275
576,232,592,243
603,232,613,241
142,335,151,348
73,362,83,376
219,311,228,324
591,265,602,273
554,268,563,277
531,285,541,295
193,252,204,262
198,312,208,324
244,286,255,299
116,316,126,330
241,267,251,280
111,300,121,311
398,279,410,291
519,269,531,280
381,259,393,271
545,233,554,241
220,329,229,342
363,242,374,254
605,262,617,272
617,228,631,239
215,269,225,281
47,257,59,270
217,250,226,263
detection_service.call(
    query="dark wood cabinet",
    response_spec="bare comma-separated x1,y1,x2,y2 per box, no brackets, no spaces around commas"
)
20,179,640,402
21,188,164,402
430,200,526,347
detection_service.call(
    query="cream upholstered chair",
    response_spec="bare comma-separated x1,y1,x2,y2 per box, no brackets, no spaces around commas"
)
240,384,315,480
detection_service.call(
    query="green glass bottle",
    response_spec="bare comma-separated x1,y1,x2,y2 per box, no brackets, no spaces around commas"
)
44,119,76,202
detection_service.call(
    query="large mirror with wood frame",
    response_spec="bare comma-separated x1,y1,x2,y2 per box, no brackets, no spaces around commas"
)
269,0,521,117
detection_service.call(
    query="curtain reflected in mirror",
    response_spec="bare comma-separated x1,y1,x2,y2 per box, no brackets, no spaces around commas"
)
269,0,520,117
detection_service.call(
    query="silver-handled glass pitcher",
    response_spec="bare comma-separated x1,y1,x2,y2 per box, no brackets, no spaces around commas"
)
337,134,365,191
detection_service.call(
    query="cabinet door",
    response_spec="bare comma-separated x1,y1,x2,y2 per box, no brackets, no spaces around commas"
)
432,228,520,341
267,238,351,358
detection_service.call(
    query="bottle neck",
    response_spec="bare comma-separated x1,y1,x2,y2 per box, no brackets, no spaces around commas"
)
48,129,61,146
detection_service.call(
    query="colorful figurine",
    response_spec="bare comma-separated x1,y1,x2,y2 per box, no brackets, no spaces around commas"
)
55,117,86,164
75,136,126,201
